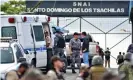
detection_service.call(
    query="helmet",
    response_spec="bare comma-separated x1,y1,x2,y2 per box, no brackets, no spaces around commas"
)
124,53,132,61
92,55,103,66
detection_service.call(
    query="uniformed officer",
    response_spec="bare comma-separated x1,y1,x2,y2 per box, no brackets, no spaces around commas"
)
69,32,81,73
53,29,66,73
89,55,106,80
53,29,65,58
118,53,133,80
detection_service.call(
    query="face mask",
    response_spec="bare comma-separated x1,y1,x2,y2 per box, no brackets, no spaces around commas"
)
83,71,89,78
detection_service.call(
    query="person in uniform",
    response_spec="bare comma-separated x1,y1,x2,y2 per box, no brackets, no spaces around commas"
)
118,53,133,80
69,32,81,73
89,55,106,80
53,29,65,57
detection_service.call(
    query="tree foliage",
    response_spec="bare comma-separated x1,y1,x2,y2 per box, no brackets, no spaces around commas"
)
1,0,26,14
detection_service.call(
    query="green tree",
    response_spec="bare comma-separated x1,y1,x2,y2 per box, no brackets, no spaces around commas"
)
1,0,26,14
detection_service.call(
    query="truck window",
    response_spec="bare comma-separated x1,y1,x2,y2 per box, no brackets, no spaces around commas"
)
33,25,44,41
14,45,23,60
0,47,14,64
1,26,17,39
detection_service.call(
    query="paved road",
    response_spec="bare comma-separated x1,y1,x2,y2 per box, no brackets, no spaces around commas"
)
64,70,79,80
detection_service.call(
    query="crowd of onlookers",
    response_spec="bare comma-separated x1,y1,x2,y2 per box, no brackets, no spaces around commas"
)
5,51,133,80
5,29,133,80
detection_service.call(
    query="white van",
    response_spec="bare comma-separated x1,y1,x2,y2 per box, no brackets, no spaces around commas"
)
0,15,54,68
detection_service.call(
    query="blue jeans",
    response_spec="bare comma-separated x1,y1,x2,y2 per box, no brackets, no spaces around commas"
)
83,52,89,66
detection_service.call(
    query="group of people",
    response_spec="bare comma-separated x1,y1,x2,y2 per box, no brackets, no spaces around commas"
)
6,52,133,80
116,52,125,65
5,29,133,80
53,30,91,73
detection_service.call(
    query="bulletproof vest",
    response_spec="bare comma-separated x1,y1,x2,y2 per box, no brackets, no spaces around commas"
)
57,36,65,48
90,66,106,80
71,39,81,50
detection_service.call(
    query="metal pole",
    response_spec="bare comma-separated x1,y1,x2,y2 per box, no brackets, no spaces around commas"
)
105,34,107,50
57,17,59,26
80,17,82,32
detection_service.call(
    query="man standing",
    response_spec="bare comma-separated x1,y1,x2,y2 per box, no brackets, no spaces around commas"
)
104,48,111,68
116,52,124,65
54,29,65,57
81,32,89,66
47,56,65,80
69,32,81,73
6,62,29,80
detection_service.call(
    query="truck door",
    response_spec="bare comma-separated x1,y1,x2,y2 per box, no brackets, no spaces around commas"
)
30,23,47,67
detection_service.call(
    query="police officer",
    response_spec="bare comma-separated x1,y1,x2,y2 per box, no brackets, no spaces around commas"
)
118,53,133,80
69,32,81,73
89,56,106,80
53,29,65,58
53,29,66,73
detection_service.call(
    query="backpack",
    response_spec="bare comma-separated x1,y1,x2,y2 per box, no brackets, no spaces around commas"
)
57,37,65,48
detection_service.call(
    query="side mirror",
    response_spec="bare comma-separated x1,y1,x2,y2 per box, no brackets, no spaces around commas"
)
25,50,29,54
18,57,26,63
